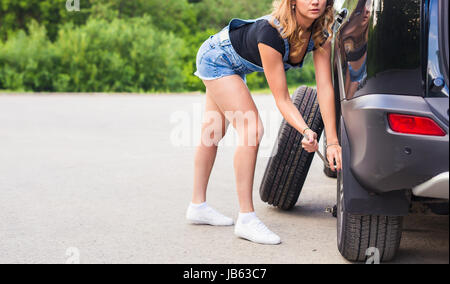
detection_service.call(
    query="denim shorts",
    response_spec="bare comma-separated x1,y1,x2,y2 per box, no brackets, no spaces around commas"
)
193,31,248,83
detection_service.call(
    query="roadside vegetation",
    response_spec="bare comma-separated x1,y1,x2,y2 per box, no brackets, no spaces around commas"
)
0,0,316,93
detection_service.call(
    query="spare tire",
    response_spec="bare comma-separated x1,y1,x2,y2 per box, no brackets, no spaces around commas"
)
259,86,324,210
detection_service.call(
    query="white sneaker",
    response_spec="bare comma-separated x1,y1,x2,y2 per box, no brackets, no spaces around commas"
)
234,215,281,245
186,203,234,226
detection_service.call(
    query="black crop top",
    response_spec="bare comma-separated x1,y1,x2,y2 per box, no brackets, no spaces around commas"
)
229,19,315,67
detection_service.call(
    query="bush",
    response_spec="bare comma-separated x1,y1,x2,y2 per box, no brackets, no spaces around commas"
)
286,54,316,87
0,0,316,93
181,28,218,92
90,0,197,36
0,20,57,91
0,0,92,42
54,16,186,92
0,17,187,92
193,0,273,31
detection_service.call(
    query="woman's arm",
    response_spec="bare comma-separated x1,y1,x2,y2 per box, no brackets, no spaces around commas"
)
313,38,342,171
313,38,338,144
258,43,318,152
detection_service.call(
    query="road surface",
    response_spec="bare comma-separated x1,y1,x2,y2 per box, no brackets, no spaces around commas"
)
0,93,448,264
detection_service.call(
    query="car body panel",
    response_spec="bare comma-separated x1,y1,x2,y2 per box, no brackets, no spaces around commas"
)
342,94,449,193
332,0,449,200
334,0,423,101
412,172,449,199
425,0,449,98
340,116,410,215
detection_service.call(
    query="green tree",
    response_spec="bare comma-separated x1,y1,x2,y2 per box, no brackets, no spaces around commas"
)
0,0,91,41
0,17,187,92
53,16,186,92
192,0,273,31
0,20,56,91
90,0,197,35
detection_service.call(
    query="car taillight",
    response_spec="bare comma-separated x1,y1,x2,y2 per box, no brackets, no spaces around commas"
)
388,113,446,136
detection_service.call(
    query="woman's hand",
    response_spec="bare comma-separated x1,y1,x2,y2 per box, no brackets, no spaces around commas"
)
301,129,319,153
326,144,342,172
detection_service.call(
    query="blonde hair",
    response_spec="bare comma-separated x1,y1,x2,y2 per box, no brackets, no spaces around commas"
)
269,0,334,57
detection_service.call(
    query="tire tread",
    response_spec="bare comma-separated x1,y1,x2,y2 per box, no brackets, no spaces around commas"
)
259,86,324,210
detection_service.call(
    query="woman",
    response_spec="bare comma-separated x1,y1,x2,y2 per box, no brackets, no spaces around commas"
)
186,0,342,245
341,0,371,99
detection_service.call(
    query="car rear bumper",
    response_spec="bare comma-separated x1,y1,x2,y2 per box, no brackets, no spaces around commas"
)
342,94,449,193
412,172,449,199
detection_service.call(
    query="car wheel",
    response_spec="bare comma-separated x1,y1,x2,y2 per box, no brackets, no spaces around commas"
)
259,86,324,210
337,146,404,262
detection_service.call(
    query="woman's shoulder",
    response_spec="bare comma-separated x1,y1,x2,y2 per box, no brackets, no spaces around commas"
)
256,19,278,32
255,19,284,41
254,19,286,57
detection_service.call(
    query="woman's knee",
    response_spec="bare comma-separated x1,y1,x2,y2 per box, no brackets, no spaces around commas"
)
233,116,264,147
200,112,228,146
252,120,265,145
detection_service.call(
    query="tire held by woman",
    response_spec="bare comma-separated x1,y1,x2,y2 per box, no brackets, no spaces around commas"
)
259,86,324,210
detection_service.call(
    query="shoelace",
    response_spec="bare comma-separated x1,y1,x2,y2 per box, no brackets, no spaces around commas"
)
252,218,273,235
205,206,224,218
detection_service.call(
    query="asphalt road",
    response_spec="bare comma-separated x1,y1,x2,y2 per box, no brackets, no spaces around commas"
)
0,93,448,264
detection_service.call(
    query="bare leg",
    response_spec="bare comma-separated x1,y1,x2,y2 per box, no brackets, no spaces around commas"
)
191,89,229,204
189,75,280,243
201,75,264,213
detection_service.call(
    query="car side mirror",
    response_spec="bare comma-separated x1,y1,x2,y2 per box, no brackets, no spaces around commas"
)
332,8,349,34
